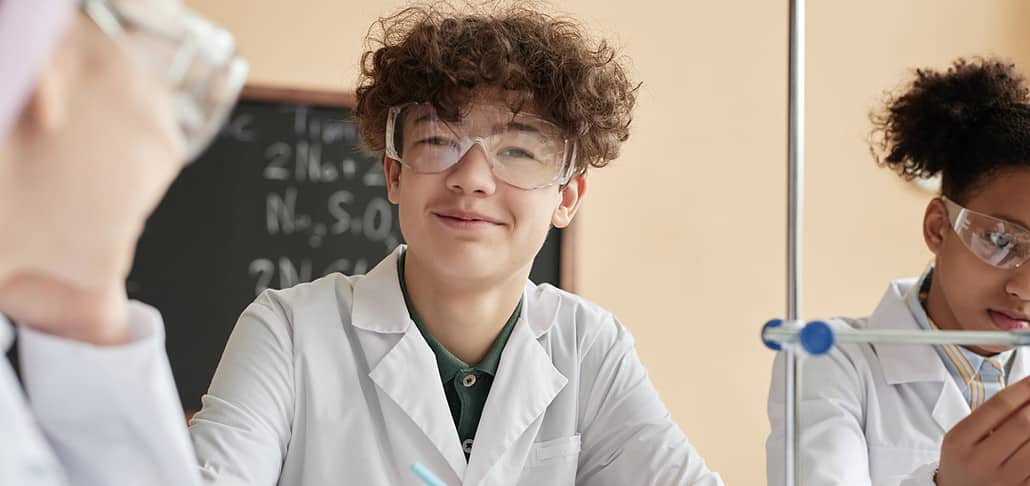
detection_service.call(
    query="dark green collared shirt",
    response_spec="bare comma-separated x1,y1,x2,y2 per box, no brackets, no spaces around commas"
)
397,252,522,459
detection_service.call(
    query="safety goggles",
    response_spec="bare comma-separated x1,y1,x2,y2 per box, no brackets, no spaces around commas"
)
385,102,576,190
81,0,248,161
943,196,1030,269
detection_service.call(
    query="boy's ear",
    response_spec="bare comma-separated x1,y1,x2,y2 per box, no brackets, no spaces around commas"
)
552,173,586,228
384,157,402,204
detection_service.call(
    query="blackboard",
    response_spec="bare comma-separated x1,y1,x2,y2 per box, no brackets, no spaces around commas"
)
127,86,568,411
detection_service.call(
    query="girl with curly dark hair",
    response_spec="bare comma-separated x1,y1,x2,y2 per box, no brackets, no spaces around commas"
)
189,4,723,485
767,57,1030,486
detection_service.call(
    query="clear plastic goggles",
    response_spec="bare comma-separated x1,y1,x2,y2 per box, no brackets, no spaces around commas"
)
81,0,248,161
385,102,576,190
943,196,1030,269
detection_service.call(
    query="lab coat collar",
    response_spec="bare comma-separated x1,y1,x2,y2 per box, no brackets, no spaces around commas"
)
351,246,412,334
867,278,952,385
0,314,11,353
360,245,566,482
351,245,563,337
463,308,568,485
521,279,562,339
1011,347,1030,384
369,319,469,479
868,278,970,432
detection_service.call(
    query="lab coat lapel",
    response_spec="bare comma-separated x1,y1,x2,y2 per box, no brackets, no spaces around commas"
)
463,284,566,486
1009,347,1030,382
369,325,468,480
355,247,468,480
867,279,969,433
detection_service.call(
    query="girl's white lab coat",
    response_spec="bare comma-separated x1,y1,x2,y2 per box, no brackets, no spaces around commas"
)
1,303,202,486
766,278,1030,486
189,247,722,486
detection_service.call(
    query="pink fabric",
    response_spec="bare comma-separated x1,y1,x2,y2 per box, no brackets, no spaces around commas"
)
0,0,77,140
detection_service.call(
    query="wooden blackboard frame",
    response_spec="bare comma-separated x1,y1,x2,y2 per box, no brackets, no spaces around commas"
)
236,84,577,292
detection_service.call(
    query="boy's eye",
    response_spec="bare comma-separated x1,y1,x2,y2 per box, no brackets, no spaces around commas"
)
499,147,536,160
419,137,459,149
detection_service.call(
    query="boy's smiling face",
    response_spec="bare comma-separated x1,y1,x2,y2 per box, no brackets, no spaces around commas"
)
384,90,585,286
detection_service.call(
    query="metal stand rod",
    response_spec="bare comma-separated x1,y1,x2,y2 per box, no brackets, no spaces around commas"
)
783,348,799,486
785,0,806,483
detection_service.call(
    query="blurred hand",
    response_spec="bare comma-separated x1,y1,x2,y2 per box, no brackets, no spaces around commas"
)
0,273,130,345
937,376,1030,486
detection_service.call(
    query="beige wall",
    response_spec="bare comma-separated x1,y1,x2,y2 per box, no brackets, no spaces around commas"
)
805,2,1030,320
186,1,1030,483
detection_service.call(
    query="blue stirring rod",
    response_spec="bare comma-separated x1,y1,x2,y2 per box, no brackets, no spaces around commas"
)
410,462,447,486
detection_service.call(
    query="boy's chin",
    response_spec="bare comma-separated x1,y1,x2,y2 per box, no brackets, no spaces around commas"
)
425,248,512,280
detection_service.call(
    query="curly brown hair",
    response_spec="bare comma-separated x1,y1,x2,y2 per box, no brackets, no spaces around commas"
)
869,57,1030,201
354,2,638,175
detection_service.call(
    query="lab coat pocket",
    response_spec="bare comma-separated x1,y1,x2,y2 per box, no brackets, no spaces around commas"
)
517,435,581,485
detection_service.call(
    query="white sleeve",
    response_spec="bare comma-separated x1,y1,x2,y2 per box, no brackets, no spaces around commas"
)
17,300,201,486
766,347,937,486
188,292,294,485
767,346,872,486
575,315,724,486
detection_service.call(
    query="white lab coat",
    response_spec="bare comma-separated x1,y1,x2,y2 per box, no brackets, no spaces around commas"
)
189,246,722,486
0,302,202,486
766,278,1030,486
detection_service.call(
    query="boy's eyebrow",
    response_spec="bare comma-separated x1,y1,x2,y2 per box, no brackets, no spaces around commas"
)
494,121,547,138
413,113,436,124
413,112,555,138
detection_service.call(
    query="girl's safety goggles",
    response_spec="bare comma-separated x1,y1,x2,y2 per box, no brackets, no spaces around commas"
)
943,196,1030,269
82,0,248,161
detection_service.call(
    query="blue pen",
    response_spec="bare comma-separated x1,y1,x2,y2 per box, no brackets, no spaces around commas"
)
410,462,447,486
